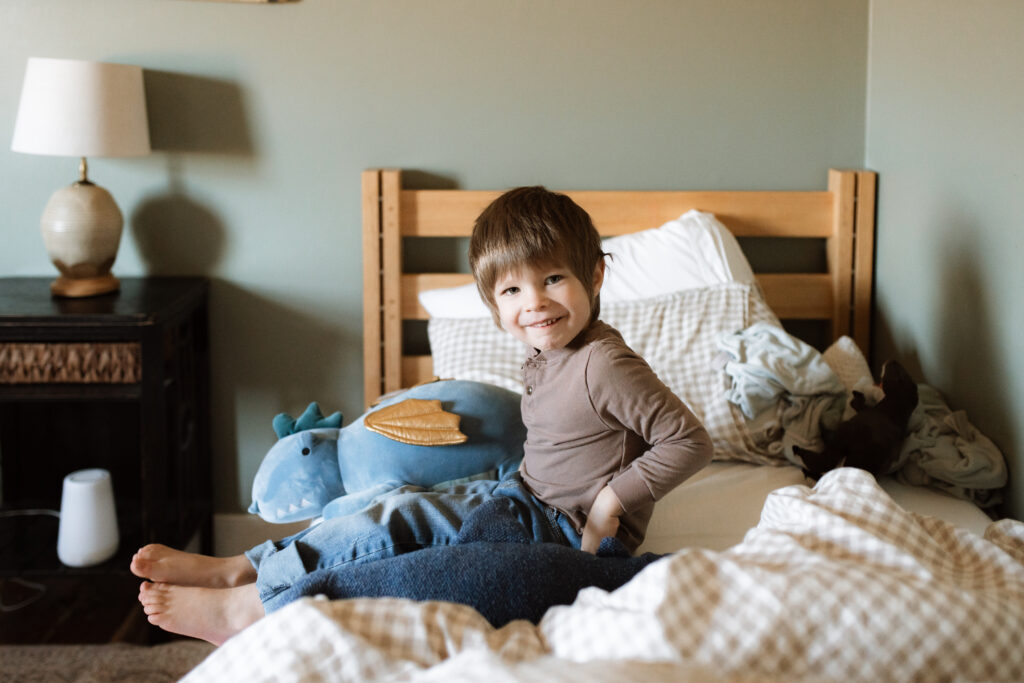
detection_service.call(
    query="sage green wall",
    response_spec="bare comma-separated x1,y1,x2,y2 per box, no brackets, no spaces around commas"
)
0,1,868,512
865,0,1023,520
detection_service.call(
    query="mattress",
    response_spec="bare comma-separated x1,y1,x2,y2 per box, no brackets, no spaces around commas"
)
637,461,993,554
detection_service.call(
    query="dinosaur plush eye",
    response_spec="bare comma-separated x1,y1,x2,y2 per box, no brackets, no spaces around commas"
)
302,448,311,456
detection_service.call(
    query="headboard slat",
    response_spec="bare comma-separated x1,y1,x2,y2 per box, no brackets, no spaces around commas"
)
402,356,434,387
401,189,836,238
852,171,877,357
380,170,404,396
401,273,832,322
757,274,833,320
827,170,856,342
361,170,383,405
401,273,473,319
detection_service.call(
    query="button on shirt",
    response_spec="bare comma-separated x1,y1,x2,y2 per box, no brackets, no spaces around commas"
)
519,320,713,551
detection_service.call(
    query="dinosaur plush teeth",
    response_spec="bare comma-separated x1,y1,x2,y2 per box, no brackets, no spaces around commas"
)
364,398,468,446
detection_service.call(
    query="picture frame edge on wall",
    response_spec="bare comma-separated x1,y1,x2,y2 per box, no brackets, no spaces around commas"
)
188,0,299,4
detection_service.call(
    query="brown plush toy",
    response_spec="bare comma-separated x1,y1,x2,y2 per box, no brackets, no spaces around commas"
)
795,360,919,479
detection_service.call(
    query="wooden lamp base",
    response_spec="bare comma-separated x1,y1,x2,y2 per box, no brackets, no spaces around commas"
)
50,273,120,298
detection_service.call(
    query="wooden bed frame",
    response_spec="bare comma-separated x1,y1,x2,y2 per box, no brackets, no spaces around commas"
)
362,169,877,407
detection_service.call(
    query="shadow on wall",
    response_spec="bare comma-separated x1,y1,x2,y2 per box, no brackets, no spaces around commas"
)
143,69,254,155
124,69,360,511
208,280,360,511
875,210,1017,518
874,316,925,383
934,225,1017,518
128,69,254,274
131,163,228,274
401,170,458,190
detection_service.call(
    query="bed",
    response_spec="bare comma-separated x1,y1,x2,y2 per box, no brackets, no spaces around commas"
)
184,169,1022,682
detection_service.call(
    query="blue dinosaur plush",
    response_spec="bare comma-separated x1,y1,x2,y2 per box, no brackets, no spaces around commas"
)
249,379,525,523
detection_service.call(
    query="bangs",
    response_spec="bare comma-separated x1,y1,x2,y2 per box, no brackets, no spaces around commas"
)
473,208,574,299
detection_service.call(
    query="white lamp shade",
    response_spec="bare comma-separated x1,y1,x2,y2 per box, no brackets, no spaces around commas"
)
11,57,150,158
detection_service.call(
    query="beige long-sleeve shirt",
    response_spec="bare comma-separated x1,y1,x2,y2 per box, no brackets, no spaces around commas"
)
519,320,713,551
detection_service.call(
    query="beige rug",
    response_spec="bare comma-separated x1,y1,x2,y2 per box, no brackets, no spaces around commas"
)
0,640,215,682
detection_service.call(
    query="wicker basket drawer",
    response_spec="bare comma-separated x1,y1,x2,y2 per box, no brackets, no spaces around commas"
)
0,342,141,384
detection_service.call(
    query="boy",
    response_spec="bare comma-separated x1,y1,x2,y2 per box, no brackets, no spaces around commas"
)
133,186,712,644
469,186,712,551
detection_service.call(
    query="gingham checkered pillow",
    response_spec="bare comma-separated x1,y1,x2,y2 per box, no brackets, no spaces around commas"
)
428,316,528,394
428,283,783,462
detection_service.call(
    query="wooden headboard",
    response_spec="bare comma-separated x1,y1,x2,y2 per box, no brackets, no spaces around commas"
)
362,169,877,407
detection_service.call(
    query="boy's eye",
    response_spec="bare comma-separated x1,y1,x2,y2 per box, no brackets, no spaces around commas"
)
500,286,519,296
545,274,564,285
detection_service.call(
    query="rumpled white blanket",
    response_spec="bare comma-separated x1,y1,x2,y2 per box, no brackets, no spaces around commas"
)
183,469,1024,682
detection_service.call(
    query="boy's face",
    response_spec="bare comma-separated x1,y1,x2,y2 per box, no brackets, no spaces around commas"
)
492,260,604,351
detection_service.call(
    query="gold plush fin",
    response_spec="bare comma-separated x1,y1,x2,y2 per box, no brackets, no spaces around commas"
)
364,398,468,446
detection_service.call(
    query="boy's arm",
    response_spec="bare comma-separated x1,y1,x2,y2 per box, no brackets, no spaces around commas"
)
580,485,623,553
587,344,714,516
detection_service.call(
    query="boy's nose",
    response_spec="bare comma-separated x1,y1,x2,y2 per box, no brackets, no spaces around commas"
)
525,291,547,311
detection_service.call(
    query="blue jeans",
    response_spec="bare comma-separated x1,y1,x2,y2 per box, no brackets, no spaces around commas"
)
245,474,581,607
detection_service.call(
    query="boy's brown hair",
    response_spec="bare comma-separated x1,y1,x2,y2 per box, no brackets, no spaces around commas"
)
469,186,605,325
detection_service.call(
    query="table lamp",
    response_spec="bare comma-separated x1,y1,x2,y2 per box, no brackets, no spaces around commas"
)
11,57,150,298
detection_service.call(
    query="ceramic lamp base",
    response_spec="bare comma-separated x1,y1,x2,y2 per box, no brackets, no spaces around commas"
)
41,181,124,299
50,273,120,297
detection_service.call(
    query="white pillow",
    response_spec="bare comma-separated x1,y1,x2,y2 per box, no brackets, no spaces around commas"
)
428,283,778,463
418,210,754,318
601,209,755,301
418,283,490,320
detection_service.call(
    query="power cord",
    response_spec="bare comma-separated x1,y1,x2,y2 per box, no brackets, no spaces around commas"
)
0,508,59,612
0,508,60,519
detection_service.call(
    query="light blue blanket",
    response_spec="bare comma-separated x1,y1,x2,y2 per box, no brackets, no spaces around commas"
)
718,322,846,462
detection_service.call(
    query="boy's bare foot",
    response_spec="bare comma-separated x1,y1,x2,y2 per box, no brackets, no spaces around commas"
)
130,544,257,588
138,581,264,646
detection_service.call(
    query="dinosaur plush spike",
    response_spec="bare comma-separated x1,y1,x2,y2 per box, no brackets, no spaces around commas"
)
249,380,525,524
272,402,343,439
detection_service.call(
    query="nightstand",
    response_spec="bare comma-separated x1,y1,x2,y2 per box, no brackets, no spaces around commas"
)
0,277,212,643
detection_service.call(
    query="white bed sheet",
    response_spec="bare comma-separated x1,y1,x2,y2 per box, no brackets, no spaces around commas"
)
638,461,993,554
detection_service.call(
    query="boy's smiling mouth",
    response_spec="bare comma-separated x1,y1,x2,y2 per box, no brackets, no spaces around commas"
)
527,316,564,328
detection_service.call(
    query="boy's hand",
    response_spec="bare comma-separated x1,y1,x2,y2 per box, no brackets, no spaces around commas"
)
580,485,624,553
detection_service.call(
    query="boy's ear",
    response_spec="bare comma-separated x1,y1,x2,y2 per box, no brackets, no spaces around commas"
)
592,260,606,294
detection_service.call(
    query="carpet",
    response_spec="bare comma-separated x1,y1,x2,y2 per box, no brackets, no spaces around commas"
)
0,640,215,682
